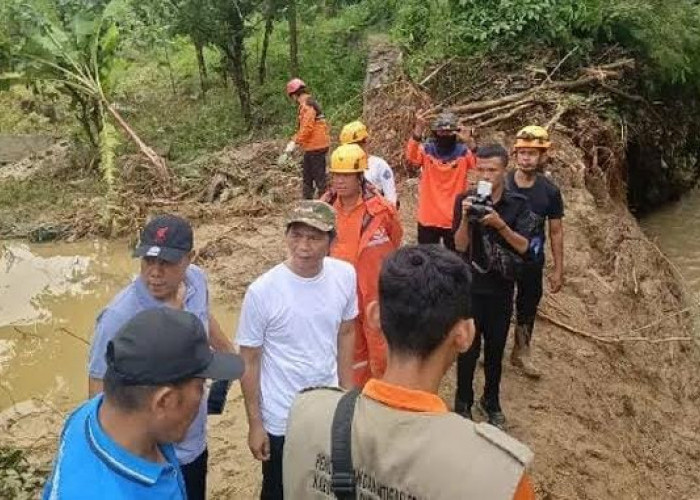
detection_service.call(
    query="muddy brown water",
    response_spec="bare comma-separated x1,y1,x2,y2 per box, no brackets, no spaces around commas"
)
641,188,700,293
0,239,238,411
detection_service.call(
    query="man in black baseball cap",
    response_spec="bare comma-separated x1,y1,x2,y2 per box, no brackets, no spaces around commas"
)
45,309,244,500
133,214,194,263
88,213,236,500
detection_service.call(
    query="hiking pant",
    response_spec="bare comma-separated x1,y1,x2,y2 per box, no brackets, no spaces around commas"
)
181,448,208,500
456,290,514,412
515,262,544,331
417,224,455,251
302,151,327,199
261,434,285,500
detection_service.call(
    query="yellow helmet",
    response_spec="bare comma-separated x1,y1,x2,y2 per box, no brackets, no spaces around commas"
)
515,125,551,149
339,121,369,145
330,144,368,173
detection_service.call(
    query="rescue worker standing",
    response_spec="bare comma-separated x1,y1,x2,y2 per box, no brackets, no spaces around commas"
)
339,120,398,206
283,245,535,500
323,143,403,387
508,126,565,378
279,78,331,199
406,110,475,250
453,144,538,429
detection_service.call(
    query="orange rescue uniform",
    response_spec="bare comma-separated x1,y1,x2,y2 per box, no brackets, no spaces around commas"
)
293,96,330,153
331,192,403,386
405,137,475,229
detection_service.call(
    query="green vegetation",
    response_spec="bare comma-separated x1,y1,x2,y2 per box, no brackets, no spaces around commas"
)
380,0,700,93
1,0,699,183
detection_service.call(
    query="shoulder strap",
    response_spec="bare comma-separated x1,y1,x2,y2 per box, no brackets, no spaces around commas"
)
331,388,361,499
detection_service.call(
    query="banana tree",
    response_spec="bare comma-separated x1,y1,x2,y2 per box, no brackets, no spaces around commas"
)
3,0,170,193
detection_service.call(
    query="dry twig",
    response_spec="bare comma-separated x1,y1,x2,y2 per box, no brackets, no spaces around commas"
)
538,311,695,344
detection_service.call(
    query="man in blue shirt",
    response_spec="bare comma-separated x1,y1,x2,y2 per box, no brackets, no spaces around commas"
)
44,308,244,499
87,214,234,499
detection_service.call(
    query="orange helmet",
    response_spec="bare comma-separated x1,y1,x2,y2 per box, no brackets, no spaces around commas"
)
286,78,306,96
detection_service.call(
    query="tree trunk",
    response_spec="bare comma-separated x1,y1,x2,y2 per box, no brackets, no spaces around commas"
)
288,0,299,77
225,10,252,128
105,103,170,185
258,0,275,85
194,38,208,100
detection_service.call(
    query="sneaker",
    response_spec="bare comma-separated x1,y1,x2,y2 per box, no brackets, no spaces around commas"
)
477,398,506,430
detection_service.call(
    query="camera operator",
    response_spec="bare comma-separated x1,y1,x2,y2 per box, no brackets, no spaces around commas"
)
452,144,538,429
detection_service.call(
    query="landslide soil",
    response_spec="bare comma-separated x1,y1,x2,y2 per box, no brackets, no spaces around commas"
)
3,84,700,500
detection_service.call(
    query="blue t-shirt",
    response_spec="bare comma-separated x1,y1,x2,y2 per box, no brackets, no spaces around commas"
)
43,395,186,500
87,265,210,465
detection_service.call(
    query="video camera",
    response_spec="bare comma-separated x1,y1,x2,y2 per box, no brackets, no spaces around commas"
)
467,181,494,223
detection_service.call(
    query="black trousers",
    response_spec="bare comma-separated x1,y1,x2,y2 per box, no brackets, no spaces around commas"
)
302,151,327,199
181,448,208,500
515,262,544,330
417,224,455,251
261,434,285,500
456,290,514,412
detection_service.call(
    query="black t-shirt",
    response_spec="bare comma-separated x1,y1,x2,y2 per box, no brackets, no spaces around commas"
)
452,190,537,295
506,170,564,240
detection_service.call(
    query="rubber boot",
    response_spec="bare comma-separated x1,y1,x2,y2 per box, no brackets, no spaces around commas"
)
511,324,542,379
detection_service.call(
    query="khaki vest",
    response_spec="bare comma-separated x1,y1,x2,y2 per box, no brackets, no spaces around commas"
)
283,388,534,500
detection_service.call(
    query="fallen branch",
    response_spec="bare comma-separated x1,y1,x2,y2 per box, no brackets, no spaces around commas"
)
475,101,537,128
57,327,90,346
598,81,644,102
537,311,695,344
543,47,579,84
546,105,570,130
419,57,455,87
106,104,170,186
460,97,535,123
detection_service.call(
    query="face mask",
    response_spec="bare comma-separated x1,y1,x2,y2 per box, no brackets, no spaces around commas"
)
435,134,456,153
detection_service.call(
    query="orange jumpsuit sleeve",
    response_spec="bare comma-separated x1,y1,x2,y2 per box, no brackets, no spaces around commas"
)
293,105,316,145
512,474,535,500
405,138,425,169
387,210,403,249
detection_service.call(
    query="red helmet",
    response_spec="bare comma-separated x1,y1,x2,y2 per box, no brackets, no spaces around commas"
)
286,78,306,95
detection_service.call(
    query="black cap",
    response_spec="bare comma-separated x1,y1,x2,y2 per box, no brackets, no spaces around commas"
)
133,214,194,263
106,308,244,385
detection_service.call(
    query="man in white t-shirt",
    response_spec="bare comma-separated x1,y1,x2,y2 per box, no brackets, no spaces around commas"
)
339,120,398,205
237,200,357,500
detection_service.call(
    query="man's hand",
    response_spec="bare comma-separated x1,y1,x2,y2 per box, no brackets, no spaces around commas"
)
248,422,270,461
549,269,563,293
413,109,429,137
480,210,505,230
461,197,472,214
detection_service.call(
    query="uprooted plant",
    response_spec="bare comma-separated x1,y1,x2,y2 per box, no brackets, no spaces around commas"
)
1,0,170,230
